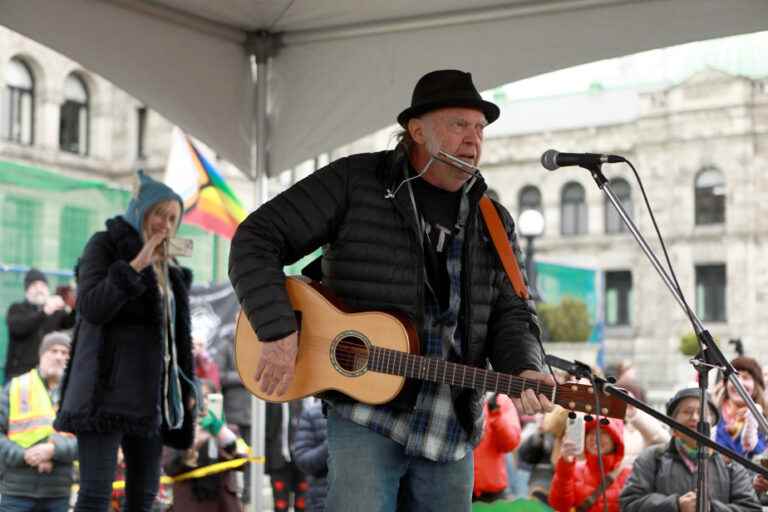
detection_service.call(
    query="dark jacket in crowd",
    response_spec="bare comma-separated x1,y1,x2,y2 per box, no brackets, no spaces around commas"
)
293,400,328,512
620,441,762,511
163,442,242,512
214,337,251,427
5,301,75,383
54,216,195,449
0,372,78,498
264,401,304,474
229,146,543,441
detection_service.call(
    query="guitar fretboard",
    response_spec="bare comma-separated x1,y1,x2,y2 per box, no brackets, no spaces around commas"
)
368,346,555,401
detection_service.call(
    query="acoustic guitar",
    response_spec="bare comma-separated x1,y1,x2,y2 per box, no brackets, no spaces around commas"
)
235,277,626,420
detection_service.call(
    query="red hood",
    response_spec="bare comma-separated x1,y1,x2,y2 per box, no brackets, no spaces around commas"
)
584,417,625,473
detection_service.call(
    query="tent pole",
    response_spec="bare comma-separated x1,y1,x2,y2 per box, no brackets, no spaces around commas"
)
245,30,279,512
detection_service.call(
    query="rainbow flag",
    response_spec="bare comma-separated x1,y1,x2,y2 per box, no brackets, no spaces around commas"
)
164,128,246,239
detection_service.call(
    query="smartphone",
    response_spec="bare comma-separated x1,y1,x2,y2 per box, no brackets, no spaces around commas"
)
207,392,223,421
166,237,194,257
564,411,585,456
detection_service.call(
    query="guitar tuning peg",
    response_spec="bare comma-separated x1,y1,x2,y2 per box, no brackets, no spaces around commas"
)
584,415,594,422
607,376,617,384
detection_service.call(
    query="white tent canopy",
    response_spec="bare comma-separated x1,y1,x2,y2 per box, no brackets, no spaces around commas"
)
3,0,768,179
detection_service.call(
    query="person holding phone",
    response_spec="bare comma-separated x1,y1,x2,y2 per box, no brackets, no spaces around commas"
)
548,417,631,512
54,170,196,512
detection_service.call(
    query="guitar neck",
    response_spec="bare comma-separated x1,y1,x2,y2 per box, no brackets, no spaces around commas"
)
369,346,553,400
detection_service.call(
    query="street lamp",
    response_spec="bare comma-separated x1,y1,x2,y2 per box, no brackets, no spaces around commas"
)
517,209,544,300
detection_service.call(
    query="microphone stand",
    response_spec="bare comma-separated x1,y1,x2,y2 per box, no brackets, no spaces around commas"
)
547,356,768,475
580,161,768,512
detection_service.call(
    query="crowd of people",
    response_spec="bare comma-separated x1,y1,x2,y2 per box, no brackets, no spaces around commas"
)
1,68,768,512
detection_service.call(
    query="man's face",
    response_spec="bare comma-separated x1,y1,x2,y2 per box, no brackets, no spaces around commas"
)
672,397,709,447
25,280,49,306
410,107,487,192
39,345,70,380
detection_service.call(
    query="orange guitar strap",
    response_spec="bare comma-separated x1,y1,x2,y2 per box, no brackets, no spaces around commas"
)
479,195,530,301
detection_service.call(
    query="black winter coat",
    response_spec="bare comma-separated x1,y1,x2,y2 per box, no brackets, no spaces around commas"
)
5,301,75,383
229,147,543,441
54,217,195,449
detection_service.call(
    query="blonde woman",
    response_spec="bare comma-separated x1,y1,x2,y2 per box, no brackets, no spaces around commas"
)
55,171,195,512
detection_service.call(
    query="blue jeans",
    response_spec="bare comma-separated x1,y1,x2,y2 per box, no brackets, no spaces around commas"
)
74,431,163,512
325,409,473,512
0,496,69,512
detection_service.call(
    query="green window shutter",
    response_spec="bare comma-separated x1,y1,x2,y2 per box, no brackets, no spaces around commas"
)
59,206,93,271
1,196,40,265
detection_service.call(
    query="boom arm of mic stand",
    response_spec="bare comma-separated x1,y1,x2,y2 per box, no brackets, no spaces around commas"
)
587,163,768,437
599,380,768,478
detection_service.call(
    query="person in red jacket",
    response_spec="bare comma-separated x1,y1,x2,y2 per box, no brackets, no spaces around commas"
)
472,393,522,502
548,416,631,512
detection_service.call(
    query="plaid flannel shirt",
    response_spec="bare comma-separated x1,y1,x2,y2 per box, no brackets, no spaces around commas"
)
329,188,476,462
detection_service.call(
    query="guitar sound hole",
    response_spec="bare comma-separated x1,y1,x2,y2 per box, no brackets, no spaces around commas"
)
335,336,369,373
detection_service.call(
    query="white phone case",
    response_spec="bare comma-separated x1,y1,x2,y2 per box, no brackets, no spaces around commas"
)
565,412,585,456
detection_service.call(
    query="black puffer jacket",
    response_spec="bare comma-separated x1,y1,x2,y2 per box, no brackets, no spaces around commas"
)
54,217,195,449
229,147,543,440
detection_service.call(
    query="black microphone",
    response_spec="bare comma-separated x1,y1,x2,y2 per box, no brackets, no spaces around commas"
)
541,149,624,171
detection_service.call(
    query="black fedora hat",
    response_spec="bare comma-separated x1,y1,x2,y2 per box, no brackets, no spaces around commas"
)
397,69,500,128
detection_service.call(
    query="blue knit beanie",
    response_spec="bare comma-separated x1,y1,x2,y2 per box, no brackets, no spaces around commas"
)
122,170,184,237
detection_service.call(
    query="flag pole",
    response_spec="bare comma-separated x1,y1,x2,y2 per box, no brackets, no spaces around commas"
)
212,234,220,283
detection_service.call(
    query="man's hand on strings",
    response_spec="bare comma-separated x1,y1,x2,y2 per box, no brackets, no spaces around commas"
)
254,332,298,396
512,369,556,415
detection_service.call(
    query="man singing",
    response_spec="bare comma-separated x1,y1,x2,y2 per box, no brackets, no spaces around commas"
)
230,69,553,511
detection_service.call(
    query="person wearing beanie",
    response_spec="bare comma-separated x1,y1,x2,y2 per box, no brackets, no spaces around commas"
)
54,169,195,512
229,69,552,510
0,330,77,511
4,268,75,384
713,356,768,460
621,387,761,512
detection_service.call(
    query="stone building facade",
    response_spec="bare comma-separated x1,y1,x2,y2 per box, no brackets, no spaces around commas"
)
0,25,258,284
481,69,768,396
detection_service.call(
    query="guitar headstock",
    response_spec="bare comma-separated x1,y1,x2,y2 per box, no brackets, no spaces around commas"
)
554,382,627,420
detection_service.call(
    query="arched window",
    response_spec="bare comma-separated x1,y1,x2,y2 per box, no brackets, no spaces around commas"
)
694,167,725,225
60,73,89,155
605,178,632,233
518,185,542,214
561,182,587,236
1,58,34,144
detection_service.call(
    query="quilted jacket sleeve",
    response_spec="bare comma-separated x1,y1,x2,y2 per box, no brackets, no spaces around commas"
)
228,157,353,341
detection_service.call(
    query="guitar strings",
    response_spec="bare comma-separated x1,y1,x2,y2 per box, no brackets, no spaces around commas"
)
333,345,617,416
